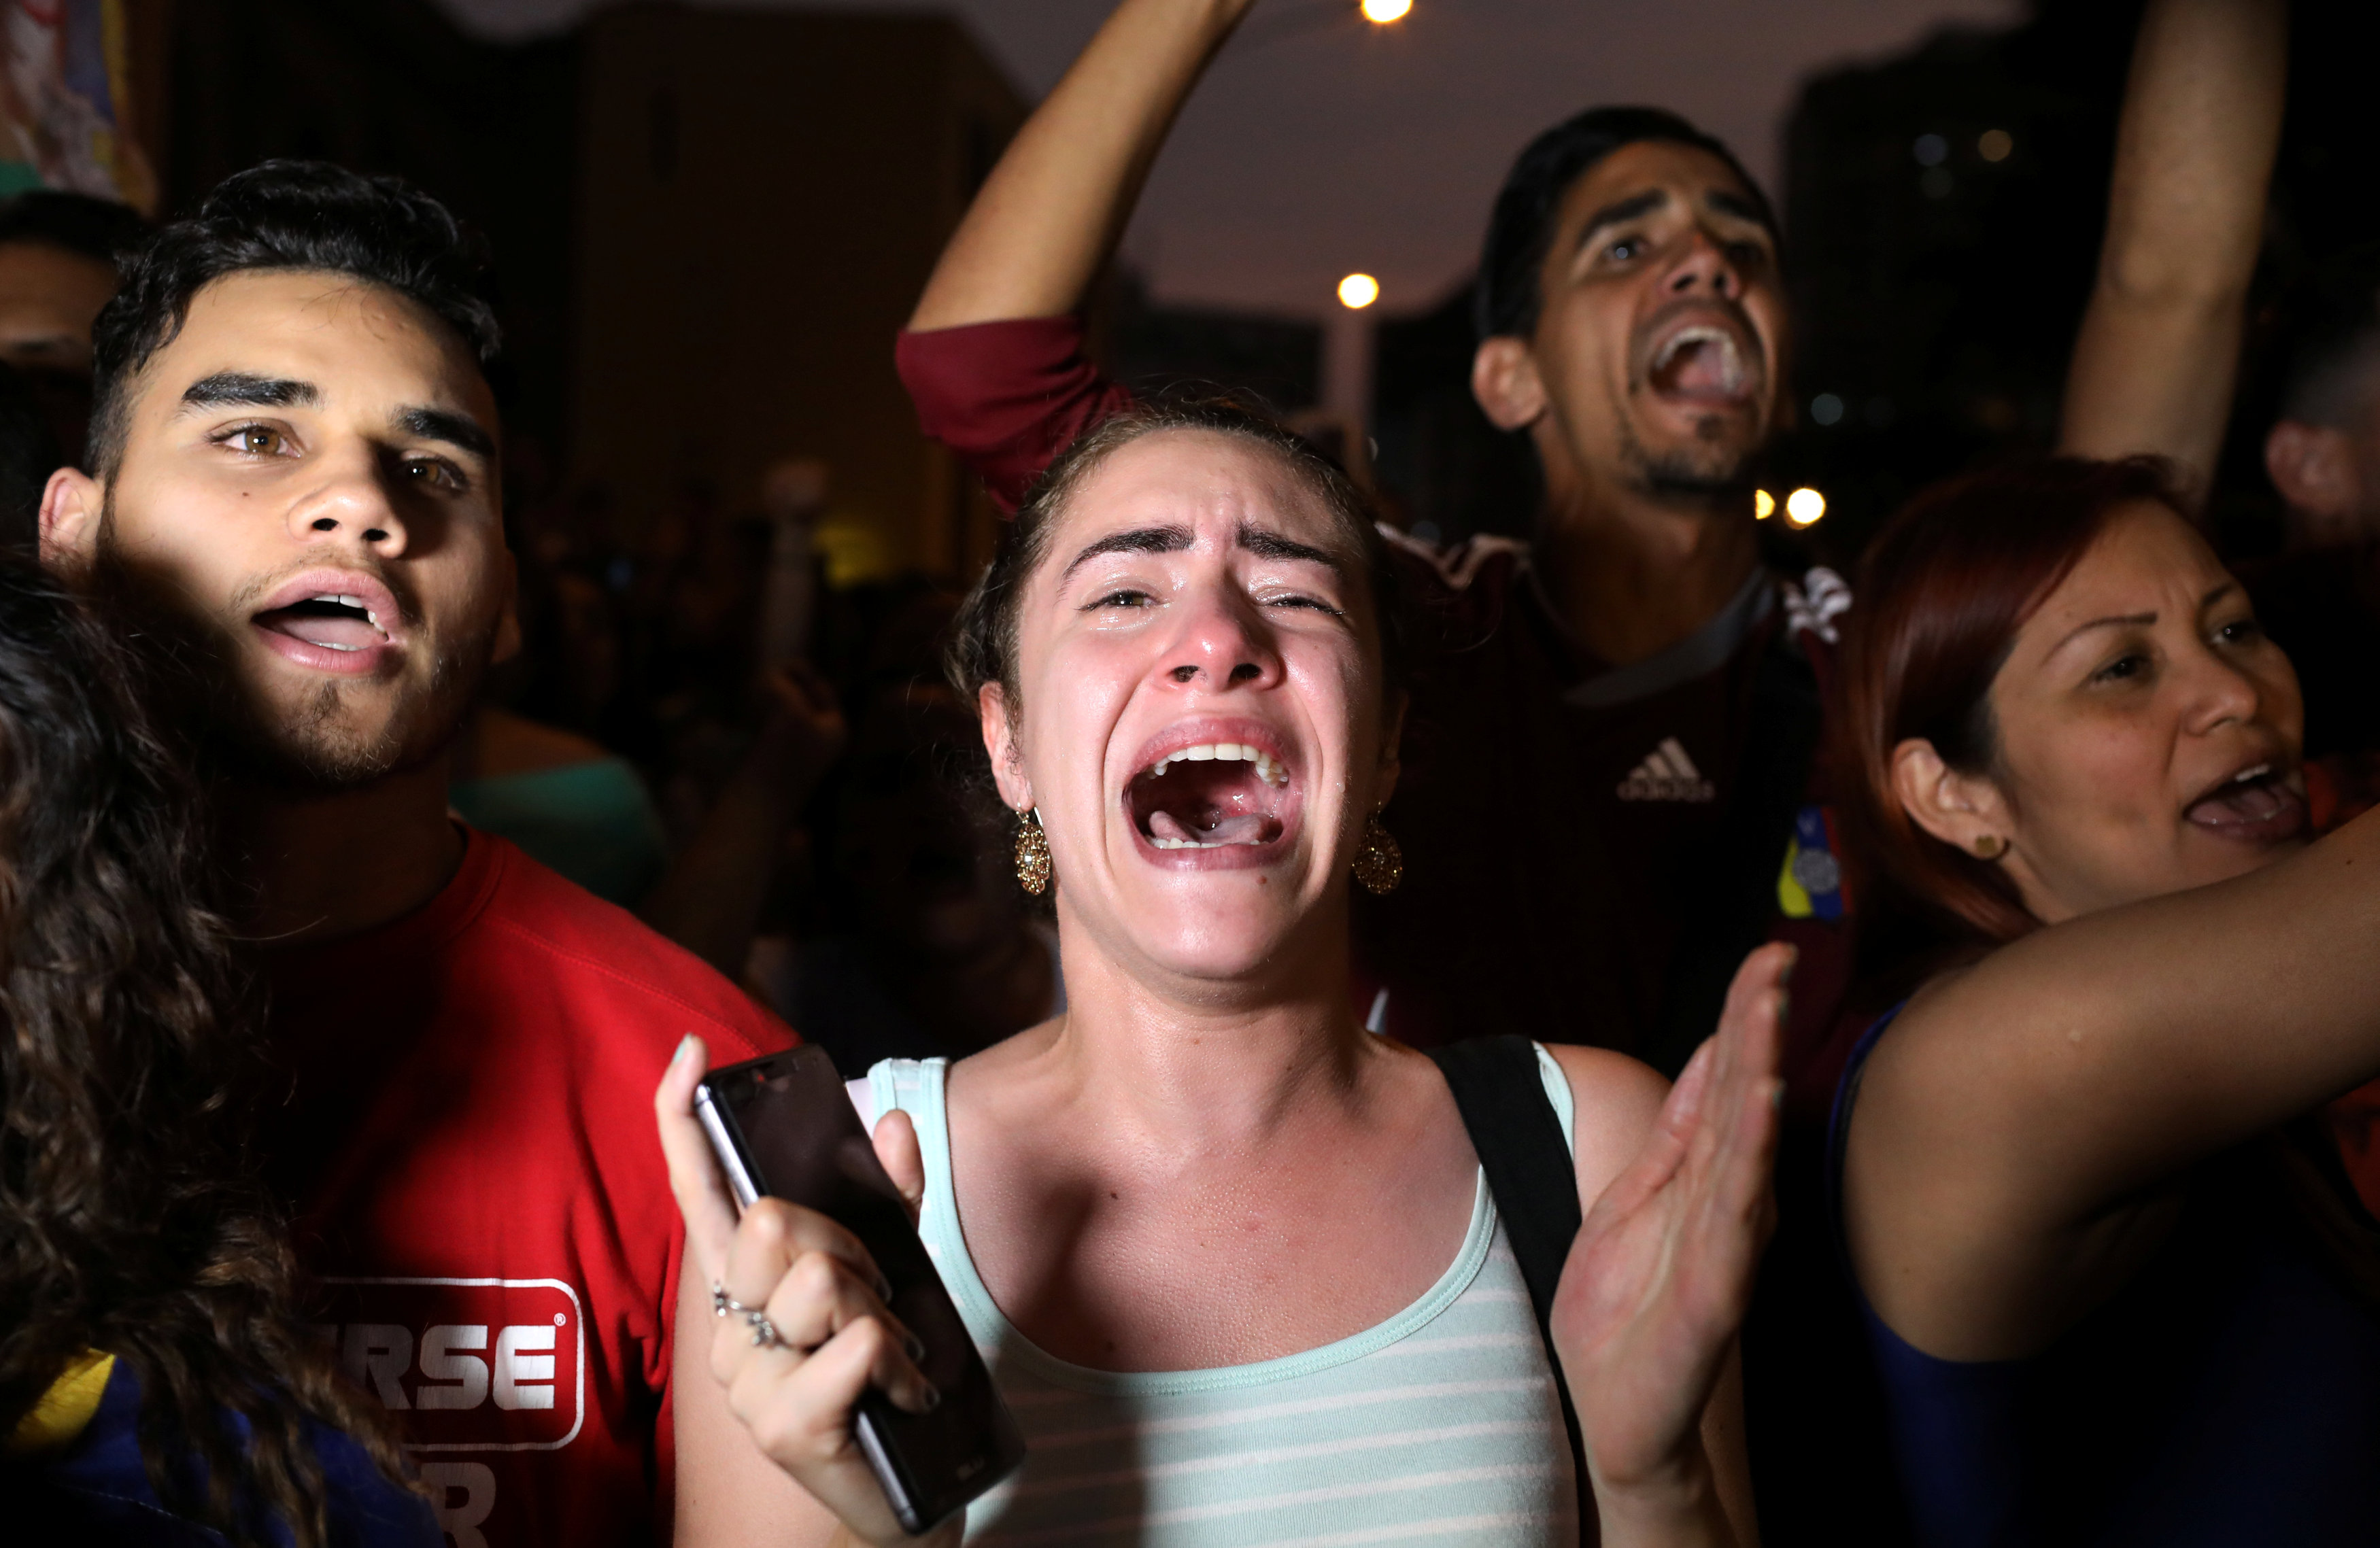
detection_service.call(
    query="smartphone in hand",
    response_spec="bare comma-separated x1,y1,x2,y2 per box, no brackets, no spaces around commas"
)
695,1048,1025,1534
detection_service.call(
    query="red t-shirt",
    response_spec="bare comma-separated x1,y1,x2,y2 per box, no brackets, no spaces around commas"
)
897,318,1866,1112
258,829,794,1548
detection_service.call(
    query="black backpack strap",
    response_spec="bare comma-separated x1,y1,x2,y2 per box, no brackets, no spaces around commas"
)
1428,1035,1590,1537
1644,619,1824,1078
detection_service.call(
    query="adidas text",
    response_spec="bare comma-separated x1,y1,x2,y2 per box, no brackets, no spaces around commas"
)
1618,737,1716,803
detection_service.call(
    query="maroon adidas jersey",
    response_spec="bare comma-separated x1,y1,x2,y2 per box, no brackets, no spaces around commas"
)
898,317,1863,1112
1358,532,1860,1090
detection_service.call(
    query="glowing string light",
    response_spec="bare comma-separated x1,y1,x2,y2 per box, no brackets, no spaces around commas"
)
1785,487,1826,528
1361,0,1413,22
1754,489,1775,520
1338,273,1380,309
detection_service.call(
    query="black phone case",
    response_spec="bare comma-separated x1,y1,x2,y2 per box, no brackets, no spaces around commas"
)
695,1048,1025,1534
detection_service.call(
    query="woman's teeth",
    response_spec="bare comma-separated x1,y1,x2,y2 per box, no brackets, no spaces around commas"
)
1146,808,1277,848
2186,763,2301,830
1147,743,1289,786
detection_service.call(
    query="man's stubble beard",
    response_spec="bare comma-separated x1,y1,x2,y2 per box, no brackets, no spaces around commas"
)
88,495,497,796
1607,379,1767,504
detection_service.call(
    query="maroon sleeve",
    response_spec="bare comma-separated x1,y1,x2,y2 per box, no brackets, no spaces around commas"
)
896,316,1138,513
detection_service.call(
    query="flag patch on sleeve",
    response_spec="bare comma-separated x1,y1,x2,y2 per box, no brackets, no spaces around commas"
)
1778,804,1848,921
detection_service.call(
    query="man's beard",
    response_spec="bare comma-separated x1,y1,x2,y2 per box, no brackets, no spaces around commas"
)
1610,294,1771,502
1611,401,1763,503
87,508,495,796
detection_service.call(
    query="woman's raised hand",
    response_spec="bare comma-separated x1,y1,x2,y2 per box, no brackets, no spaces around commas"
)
1553,944,1789,1540
653,1036,956,1548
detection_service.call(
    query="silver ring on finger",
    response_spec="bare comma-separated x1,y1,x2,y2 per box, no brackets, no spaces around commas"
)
713,1282,764,1320
743,1309,782,1348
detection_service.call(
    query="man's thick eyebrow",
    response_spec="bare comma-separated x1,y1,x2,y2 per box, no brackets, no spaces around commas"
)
1705,189,1770,230
1061,525,1195,579
1574,188,1668,253
177,372,318,411
396,405,496,460
1237,523,1342,571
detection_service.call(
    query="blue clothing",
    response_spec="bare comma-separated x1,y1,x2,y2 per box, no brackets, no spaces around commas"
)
20,1356,439,1547
448,759,668,906
1830,1006,2380,1547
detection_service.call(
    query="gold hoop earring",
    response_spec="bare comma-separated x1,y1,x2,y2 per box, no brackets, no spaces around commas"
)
1972,834,2005,860
1353,812,1403,895
1014,808,1053,895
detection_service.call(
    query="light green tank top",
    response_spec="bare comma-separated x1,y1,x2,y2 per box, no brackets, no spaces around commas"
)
864,1049,1582,1546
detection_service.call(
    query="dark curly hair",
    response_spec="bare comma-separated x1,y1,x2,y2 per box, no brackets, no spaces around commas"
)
0,555,413,1544
86,159,499,475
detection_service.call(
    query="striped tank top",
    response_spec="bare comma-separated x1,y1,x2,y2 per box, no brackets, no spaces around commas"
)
862,1049,1581,1547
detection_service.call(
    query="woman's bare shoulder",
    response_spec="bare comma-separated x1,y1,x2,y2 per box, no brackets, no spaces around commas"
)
1544,1042,1669,1203
1851,963,1982,1110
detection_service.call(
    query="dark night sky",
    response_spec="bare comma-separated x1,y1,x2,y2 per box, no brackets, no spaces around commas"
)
440,0,2019,315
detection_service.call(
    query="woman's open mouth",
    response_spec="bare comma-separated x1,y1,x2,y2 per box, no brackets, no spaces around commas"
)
2183,761,2308,844
1124,732,1299,863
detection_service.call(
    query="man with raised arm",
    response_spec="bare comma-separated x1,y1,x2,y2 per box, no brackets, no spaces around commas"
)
901,0,1839,1092
896,4,2286,1536
898,0,2285,1101
38,162,794,1548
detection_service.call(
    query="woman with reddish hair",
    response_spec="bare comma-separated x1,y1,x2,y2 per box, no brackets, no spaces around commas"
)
1829,457,2380,1546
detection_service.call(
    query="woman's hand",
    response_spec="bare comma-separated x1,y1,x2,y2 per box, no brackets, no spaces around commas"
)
654,1035,957,1547
1554,944,1788,1541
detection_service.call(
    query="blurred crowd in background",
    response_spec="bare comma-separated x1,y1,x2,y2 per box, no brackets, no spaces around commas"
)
2,0,2375,1078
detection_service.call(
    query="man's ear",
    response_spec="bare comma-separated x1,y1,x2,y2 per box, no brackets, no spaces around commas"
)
490,548,523,666
1889,738,2009,855
1472,337,1548,433
978,682,1032,814
2266,419,2362,530
40,467,103,571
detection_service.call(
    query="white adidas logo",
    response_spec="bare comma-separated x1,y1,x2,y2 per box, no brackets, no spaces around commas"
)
1617,737,1716,803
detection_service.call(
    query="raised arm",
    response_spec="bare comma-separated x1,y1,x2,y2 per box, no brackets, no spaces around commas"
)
908,0,1256,331
1845,802,2380,1362
2057,0,2288,504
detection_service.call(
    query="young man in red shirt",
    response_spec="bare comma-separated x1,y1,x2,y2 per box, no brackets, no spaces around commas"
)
37,161,793,1548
